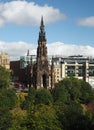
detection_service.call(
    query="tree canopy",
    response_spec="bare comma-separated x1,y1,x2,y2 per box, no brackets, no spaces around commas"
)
0,66,10,89
0,89,18,109
35,88,53,105
27,104,62,130
0,73,94,130
52,77,94,104
0,107,12,130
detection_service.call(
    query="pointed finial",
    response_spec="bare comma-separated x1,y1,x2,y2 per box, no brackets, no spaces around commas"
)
41,16,44,25
27,49,29,56
40,16,44,32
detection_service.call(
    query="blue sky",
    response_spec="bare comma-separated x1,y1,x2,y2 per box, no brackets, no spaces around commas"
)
0,0,94,58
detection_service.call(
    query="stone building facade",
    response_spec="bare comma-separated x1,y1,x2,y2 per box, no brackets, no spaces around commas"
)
0,52,10,69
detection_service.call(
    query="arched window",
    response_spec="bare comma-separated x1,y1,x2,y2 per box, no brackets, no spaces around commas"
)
42,74,47,88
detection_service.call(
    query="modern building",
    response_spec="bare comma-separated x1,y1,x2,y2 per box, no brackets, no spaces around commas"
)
53,55,94,87
20,52,36,69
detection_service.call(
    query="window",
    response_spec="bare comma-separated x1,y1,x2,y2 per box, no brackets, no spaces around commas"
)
67,66,75,76
89,66,94,76
78,66,83,76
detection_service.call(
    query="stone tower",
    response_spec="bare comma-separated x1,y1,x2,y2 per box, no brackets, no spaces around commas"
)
30,17,54,89
35,16,49,89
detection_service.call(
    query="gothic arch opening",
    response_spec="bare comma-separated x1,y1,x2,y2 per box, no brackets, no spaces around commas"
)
42,73,47,88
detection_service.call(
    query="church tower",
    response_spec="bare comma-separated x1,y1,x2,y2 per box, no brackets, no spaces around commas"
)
36,16,49,89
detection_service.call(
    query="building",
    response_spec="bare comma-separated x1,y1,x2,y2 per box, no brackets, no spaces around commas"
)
20,52,36,69
10,60,26,82
10,17,94,88
10,50,37,83
0,52,10,69
13,17,54,89
53,55,94,87
28,17,54,89
11,54,94,88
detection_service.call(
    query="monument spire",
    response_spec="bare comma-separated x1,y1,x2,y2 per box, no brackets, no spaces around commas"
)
35,17,49,88
30,17,54,89
39,16,46,42
40,16,44,32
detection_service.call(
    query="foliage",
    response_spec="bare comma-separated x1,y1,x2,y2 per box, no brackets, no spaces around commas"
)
10,108,27,130
53,77,94,104
17,92,27,107
35,88,53,105
62,77,81,102
27,104,62,130
22,88,53,109
79,80,94,103
0,73,94,130
0,89,18,109
61,102,91,130
52,83,70,104
52,77,94,129
21,87,36,109
0,107,12,130
27,87,36,102
0,66,10,89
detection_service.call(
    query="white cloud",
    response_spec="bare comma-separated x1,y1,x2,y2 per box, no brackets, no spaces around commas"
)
47,42,94,57
0,41,94,60
0,41,37,58
78,16,94,27
0,0,66,26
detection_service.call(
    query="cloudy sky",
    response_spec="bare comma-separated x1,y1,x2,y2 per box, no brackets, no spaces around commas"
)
0,0,94,59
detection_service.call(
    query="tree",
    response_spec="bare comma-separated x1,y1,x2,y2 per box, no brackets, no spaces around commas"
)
35,88,53,105
52,82,70,104
0,66,10,89
53,77,94,104
52,77,81,104
0,107,12,130
61,103,91,130
21,87,36,109
10,108,27,130
79,80,94,103
0,89,18,109
27,104,62,130
62,77,81,102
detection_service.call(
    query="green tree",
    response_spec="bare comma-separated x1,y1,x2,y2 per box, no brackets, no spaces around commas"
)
21,87,36,109
79,80,94,103
54,102,67,130
61,103,91,130
27,104,62,130
10,108,27,130
53,77,94,130
53,77,94,104
35,88,53,105
52,82,70,104
62,77,81,102
52,77,81,104
0,89,18,109
0,107,12,130
0,66,10,89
